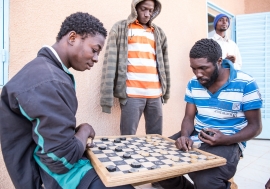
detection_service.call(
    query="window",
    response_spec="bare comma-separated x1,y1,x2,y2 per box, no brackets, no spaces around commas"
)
207,1,235,41
0,0,9,88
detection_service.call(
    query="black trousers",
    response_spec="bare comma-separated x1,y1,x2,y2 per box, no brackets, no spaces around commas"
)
158,131,241,189
77,168,134,189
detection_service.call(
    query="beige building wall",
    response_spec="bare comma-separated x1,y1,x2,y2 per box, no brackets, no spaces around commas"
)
0,0,267,188
245,0,270,13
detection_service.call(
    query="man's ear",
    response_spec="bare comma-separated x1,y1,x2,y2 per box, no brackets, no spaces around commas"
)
67,31,77,46
217,57,222,65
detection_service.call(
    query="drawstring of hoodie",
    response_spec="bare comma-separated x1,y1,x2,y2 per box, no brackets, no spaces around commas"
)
128,24,132,40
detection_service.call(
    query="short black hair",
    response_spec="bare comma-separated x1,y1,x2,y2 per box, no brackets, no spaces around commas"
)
189,38,222,64
56,12,107,42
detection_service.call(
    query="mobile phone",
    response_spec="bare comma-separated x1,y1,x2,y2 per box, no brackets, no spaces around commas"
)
201,128,215,137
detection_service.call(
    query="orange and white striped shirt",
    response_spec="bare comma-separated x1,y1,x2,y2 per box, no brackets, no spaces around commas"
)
126,20,162,98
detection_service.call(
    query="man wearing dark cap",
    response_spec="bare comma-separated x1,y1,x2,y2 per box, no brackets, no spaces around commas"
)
211,13,242,70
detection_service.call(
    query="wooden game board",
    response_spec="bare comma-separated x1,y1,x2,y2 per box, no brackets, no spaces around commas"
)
86,134,226,187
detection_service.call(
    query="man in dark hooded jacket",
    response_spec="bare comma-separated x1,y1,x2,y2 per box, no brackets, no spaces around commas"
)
0,12,133,189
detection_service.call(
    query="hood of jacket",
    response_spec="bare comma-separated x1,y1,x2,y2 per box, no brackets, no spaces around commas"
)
127,0,162,26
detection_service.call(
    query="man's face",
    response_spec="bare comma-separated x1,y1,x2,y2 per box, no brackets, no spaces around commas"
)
136,0,155,25
190,58,220,88
69,33,105,71
216,16,229,32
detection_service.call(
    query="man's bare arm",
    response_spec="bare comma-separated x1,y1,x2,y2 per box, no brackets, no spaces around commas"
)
199,109,262,146
175,103,197,151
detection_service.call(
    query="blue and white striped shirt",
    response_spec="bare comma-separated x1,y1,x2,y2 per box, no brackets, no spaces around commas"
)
185,60,262,150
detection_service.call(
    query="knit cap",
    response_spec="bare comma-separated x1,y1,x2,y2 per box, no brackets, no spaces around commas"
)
214,14,230,29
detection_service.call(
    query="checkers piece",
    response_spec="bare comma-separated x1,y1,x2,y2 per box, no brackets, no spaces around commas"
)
207,156,216,160
129,168,139,173
131,161,141,168
106,165,116,172
120,137,126,141
123,152,131,159
160,150,168,155
190,158,198,163
146,138,152,142
146,135,151,139
171,156,180,162
98,145,106,150
115,146,123,152
151,165,161,170
190,154,198,159
141,151,150,157
153,141,160,146
101,137,108,141
114,138,121,143
192,142,201,149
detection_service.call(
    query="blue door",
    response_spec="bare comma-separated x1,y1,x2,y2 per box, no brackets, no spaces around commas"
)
0,0,9,87
236,12,270,139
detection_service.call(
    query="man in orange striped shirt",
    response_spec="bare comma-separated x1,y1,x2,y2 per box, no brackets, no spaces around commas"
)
100,0,170,135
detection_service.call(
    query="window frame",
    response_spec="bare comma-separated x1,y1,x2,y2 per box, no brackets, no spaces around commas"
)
207,1,236,42
1,0,9,88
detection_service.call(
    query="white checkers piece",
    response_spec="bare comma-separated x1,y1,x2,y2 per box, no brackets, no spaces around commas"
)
160,150,168,155
190,158,198,163
171,156,180,162
146,135,151,139
140,151,150,157
192,142,201,149
146,138,152,142
190,154,198,159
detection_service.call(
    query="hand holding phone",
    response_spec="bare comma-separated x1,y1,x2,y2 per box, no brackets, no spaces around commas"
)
201,128,215,138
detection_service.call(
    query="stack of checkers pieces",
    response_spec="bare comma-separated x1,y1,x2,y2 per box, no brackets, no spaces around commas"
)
90,135,216,174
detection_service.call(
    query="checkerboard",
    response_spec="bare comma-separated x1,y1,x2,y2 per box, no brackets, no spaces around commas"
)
86,134,226,187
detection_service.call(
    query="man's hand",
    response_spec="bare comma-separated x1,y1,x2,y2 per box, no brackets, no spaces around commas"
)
266,178,270,189
75,123,95,149
76,123,95,138
226,54,236,63
198,128,228,146
175,136,193,152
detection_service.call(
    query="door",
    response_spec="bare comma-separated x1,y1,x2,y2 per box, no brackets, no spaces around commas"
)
236,12,270,139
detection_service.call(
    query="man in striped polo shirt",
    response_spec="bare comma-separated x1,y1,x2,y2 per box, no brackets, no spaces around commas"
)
158,39,262,189
100,0,170,135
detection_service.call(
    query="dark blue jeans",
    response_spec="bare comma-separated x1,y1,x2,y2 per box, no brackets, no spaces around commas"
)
77,168,134,189
158,131,241,189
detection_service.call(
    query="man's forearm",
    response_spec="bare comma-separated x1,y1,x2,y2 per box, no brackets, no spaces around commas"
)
225,123,262,145
180,118,195,137
75,130,89,149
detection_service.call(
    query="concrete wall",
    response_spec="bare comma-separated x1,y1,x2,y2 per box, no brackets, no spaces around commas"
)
1,0,267,188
